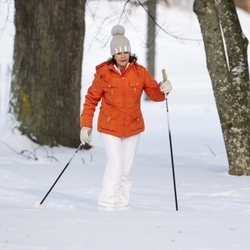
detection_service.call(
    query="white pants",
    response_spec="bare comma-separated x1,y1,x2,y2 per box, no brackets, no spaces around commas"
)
98,133,140,208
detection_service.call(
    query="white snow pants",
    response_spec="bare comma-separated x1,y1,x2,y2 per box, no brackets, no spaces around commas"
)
98,133,140,209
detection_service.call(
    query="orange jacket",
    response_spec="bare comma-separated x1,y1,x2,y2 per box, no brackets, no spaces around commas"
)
80,61,165,138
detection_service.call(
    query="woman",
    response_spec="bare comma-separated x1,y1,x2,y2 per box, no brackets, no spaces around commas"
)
80,25,172,211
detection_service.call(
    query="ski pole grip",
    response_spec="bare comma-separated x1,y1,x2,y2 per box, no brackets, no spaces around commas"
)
162,69,168,81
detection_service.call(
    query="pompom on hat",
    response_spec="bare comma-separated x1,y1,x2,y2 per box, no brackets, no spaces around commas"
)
110,25,131,56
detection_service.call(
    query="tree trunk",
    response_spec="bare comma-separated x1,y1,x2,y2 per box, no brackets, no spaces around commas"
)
193,0,250,175
11,0,86,147
146,0,157,78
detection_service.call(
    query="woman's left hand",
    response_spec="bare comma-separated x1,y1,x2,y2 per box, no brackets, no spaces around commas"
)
160,80,172,95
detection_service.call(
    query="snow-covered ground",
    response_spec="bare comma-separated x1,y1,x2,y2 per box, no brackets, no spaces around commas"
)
0,1,250,249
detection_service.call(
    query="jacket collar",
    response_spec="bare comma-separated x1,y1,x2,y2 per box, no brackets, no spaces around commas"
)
113,63,130,76
96,61,138,76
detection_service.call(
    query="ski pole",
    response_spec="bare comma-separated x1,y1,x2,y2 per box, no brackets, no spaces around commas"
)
162,69,178,211
38,143,83,206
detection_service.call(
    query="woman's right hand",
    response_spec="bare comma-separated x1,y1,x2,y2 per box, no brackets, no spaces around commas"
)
80,127,92,145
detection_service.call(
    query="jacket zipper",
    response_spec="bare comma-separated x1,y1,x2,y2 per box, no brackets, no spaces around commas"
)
122,75,126,137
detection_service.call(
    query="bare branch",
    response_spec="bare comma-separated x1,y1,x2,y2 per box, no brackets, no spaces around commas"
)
0,140,38,160
118,0,130,24
137,0,201,42
0,141,58,161
0,0,12,35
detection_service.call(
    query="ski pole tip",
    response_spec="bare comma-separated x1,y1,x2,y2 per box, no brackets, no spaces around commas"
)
34,201,46,208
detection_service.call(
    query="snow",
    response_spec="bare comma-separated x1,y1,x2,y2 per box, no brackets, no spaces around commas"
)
0,1,250,250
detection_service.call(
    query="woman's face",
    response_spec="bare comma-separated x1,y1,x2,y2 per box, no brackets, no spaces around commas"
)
114,52,130,69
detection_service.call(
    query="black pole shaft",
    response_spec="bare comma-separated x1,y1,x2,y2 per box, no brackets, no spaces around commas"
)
166,100,178,211
162,69,178,211
39,143,83,205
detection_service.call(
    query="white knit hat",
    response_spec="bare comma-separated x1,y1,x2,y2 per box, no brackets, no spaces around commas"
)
110,25,131,56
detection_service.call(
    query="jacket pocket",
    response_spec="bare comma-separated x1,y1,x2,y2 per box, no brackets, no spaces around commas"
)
128,82,142,95
98,110,117,131
103,82,118,104
127,82,143,108
128,110,144,131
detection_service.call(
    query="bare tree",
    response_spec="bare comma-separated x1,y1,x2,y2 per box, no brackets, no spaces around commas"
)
194,0,250,175
11,0,86,147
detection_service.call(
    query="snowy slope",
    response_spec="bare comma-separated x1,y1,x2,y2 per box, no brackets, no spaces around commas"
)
0,1,250,250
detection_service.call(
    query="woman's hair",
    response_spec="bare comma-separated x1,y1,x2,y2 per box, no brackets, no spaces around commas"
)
107,54,138,65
